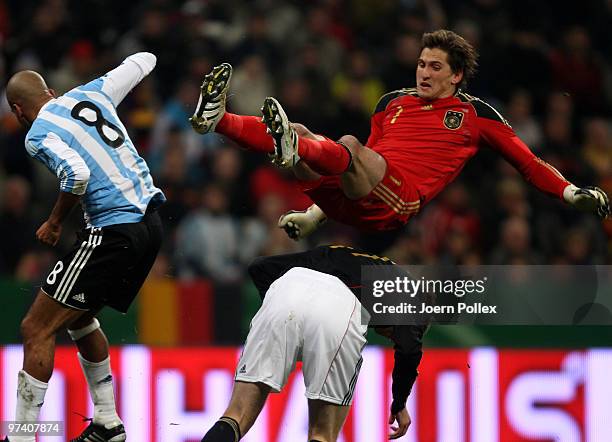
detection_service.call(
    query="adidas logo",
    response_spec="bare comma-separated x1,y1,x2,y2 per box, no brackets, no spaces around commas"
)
98,374,113,384
239,364,247,374
72,292,86,303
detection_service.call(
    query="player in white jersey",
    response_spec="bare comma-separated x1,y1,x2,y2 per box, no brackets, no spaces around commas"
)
201,267,369,442
3,53,165,442
201,245,421,442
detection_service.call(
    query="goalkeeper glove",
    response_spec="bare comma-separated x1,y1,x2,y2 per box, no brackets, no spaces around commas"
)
563,184,611,219
278,204,327,240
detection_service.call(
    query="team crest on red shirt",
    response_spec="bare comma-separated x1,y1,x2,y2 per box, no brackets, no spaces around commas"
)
443,110,464,130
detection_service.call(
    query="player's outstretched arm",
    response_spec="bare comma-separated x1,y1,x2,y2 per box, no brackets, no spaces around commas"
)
563,184,611,219
476,102,611,220
278,204,327,241
99,52,157,106
472,98,609,220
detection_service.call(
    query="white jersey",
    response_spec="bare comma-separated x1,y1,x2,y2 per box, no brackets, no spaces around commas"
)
24,52,165,227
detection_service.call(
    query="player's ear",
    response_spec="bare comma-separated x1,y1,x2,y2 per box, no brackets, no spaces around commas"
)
48,88,57,98
451,70,463,86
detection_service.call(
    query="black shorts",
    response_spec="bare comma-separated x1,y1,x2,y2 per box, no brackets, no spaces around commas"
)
42,210,163,313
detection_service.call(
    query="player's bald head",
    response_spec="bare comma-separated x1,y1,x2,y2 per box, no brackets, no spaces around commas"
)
6,70,51,107
6,71,55,128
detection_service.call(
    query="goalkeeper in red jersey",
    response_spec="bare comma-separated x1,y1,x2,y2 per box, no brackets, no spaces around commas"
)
189,29,609,240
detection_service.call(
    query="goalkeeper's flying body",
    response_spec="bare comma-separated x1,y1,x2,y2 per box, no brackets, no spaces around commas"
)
190,30,610,240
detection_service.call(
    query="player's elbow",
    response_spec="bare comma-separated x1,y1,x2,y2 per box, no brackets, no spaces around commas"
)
338,134,361,150
77,165,90,183
140,52,157,66
72,168,90,195
127,52,157,75
58,161,89,195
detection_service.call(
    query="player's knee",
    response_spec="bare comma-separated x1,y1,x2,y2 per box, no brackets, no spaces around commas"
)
20,315,49,342
337,135,361,154
20,316,36,340
293,123,312,138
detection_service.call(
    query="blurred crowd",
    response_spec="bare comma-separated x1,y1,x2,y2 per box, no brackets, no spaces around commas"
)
1,0,612,291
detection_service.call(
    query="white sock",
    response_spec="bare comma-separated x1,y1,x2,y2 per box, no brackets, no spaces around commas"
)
77,353,122,428
12,370,48,442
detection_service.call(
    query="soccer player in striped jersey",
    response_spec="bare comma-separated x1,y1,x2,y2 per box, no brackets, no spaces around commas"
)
4,52,165,442
190,30,609,240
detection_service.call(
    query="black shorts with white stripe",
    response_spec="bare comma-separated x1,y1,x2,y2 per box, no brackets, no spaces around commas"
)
42,210,162,312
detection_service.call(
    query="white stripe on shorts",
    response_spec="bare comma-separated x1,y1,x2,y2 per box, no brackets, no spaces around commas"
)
55,228,102,302
54,236,93,300
61,230,102,301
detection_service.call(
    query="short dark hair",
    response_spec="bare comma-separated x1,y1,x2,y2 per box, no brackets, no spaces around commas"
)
421,29,478,90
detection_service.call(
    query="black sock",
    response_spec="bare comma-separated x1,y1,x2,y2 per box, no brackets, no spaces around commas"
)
201,416,241,442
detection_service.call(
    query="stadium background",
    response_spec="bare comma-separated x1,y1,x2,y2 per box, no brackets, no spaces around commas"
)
1,0,612,440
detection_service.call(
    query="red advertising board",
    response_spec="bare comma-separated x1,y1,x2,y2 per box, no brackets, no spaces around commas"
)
1,346,610,441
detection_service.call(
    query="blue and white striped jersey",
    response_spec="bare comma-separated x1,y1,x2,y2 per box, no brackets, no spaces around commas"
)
24,52,165,228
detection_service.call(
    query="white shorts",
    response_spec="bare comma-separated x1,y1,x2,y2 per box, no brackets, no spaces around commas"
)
236,267,369,405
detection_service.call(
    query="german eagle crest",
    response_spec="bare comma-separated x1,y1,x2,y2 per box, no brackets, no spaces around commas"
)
443,110,464,130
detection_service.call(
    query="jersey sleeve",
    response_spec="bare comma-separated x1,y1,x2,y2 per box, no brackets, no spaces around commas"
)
26,132,90,195
390,325,426,414
80,52,157,107
473,99,569,199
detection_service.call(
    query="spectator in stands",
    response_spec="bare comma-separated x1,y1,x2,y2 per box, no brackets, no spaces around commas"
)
490,216,541,264
175,183,241,283
0,176,36,275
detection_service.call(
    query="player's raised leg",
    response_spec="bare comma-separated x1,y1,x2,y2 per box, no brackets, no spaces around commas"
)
262,97,354,176
188,64,357,179
67,315,125,442
262,97,387,198
336,134,387,199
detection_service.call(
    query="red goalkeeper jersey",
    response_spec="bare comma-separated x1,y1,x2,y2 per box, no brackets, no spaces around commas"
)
366,89,569,206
